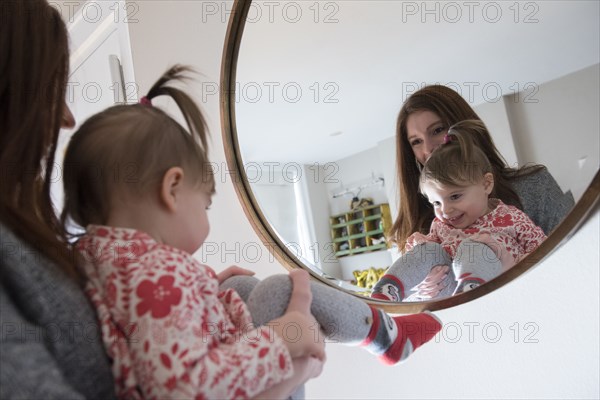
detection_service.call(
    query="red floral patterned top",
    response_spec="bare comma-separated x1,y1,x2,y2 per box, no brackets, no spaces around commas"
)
407,199,547,271
77,225,292,400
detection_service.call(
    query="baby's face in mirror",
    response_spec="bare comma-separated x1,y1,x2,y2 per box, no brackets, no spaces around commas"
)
422,177,493,229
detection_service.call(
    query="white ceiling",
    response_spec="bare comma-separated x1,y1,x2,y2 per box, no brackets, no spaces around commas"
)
234,0,600,164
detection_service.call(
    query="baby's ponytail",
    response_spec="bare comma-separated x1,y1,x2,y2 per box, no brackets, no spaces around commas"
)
62,65,214,232
420,120,494,190
142,65,209,152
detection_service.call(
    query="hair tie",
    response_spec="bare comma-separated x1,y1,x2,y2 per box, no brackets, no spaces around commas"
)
139,96,152,106
443,134,453,144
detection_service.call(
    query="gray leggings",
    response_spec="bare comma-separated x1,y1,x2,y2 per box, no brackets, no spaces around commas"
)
219,275,375,400
372,240,502,301
220,274,373,344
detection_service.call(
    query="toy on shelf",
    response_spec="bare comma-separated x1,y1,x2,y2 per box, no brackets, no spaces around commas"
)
350,196,374,211
352,266,389,290
371,236,386,245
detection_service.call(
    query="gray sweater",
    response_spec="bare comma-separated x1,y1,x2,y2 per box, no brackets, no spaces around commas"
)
0,224,115,399
512,168,575,235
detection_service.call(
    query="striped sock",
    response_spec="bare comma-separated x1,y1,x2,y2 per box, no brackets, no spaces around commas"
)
361,307,442,365
371,274,404,301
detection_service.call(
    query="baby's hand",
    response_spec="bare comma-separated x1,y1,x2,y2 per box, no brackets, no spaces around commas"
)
407,232,435,250
293,355,326,381
216,265,255,284
270,270,325,362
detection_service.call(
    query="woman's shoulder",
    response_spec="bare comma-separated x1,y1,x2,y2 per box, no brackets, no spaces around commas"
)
511,166,573,208
0,222,94,327
0,223,73,288
0,223,116,399
511,166,552,188
509,167,575,234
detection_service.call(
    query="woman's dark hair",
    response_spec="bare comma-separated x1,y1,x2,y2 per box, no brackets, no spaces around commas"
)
0,0,76,276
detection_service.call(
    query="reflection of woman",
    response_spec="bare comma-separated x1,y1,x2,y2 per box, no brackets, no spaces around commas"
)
373,121,547,302
394,85,573,244
0,1,115,397
371,85,573,301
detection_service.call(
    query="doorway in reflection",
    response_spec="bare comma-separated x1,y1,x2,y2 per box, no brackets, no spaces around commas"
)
247,141,399,288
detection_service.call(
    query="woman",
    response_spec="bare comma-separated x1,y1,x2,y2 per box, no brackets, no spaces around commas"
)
371,85,574,302
391,84,573,248
0,1,116,398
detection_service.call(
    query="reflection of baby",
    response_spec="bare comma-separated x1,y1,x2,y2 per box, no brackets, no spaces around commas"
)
372,121,546,302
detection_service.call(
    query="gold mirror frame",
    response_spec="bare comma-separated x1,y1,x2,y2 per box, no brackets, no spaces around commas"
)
220,0,600,313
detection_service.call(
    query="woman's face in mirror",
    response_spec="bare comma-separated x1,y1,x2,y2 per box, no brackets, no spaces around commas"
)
406,110,449,165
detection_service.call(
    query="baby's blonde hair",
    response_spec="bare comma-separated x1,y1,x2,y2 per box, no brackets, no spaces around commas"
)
61,65,214,232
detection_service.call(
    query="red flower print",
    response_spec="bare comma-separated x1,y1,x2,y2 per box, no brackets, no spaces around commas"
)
160,353,172,369
120,365,131,381
208,351,220,364
96,227,110,237
135,275,182,318
114,242,146,267
258,347,269,358
107,281,117,307
165,375,177,390
493,214,513,227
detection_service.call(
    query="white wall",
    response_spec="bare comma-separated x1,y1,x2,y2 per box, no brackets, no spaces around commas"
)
474,99,519,167
378,136,400,222
250,173,299,247
247,163,342,277
505,64,600,200
326,146,388,216
299,164,342,277
52,0,136,212
126,2,599,398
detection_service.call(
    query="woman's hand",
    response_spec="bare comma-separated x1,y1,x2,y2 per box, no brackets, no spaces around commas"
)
406,264,450,301
216,265,255,284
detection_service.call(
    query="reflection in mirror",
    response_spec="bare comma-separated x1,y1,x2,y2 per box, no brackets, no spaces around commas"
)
233,1,599,300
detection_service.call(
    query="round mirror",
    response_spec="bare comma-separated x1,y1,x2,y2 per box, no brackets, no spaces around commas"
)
221,0,600,312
